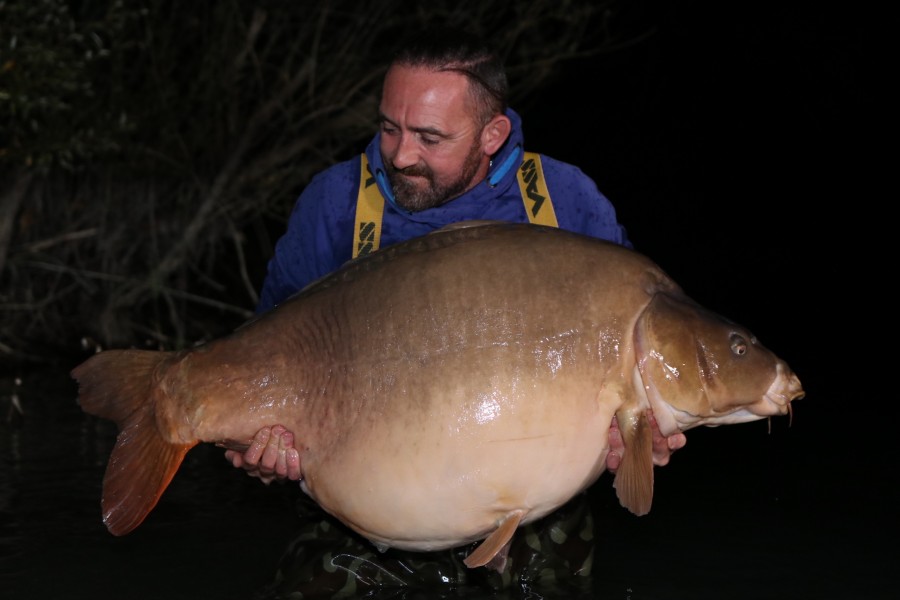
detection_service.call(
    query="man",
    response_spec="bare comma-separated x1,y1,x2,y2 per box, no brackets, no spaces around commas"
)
228,26,686,596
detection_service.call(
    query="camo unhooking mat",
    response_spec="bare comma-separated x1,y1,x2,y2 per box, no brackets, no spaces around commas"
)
254,493,595,599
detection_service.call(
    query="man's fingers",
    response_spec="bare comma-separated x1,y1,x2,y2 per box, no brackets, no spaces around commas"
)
272,429,292,477
273,429,303,481
225,424,304,483
244,426,272,466
286,447,302,481
668,432,687,451
259,426,283,474
606,451,621,473
258,425,302,482
606,415,623,473
225,449,243,468
644,410,687,466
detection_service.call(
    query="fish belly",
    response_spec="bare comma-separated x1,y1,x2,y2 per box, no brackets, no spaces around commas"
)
302,348,616,552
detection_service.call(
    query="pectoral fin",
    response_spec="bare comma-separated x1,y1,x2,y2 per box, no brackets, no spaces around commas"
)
463,509,526,570
613,409,655,516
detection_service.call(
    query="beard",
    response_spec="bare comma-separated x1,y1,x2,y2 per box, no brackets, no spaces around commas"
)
385,141,484,212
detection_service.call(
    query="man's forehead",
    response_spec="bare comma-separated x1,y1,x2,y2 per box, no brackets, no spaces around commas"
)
380,65,475,133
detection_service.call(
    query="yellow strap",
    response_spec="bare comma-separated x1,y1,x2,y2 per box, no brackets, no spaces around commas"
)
354,154,384,258
354,151,558,258
516,151,558,227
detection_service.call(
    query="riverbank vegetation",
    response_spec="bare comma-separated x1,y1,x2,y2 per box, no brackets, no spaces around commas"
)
1,0,650,367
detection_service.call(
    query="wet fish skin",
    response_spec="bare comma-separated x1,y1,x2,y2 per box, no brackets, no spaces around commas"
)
71,222,804,568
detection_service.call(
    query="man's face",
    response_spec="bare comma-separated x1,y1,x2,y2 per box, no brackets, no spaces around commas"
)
379,65,492,212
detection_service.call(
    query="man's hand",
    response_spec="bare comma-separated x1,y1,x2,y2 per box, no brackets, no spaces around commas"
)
224,425,302,484
605,411,686,473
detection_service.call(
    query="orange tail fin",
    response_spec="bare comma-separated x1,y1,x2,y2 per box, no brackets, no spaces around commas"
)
71,349,197,536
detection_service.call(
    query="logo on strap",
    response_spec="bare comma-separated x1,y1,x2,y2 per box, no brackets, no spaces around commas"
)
516,152,558,227
354,154,384,259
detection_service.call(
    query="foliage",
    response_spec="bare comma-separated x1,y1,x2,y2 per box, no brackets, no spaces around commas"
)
0,0,650,364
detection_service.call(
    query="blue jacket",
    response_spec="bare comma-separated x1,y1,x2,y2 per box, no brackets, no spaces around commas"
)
257,109,631,313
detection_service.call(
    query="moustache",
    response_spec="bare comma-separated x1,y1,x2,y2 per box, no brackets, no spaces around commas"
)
394,165,432,178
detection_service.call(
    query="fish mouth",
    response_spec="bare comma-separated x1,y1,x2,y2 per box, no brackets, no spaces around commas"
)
761,363,805,416
719,364,804,427
645,362,805,432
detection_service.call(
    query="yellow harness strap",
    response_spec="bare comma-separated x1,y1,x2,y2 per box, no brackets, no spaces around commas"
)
517,151,558,227
353,153,385,258
353,151,557,257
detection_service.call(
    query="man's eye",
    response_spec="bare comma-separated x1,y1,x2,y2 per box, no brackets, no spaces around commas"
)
381,123,398,135
420,135,439,146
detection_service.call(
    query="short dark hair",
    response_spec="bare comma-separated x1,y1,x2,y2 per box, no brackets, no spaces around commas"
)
389,26,508,126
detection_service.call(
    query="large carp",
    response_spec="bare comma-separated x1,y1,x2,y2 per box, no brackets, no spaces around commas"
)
72,222,804,569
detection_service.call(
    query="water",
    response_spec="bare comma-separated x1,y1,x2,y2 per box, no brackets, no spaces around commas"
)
0,367,298,600
0,363,890,600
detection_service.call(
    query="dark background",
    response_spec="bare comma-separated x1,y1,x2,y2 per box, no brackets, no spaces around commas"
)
2,2,887,599
524,3,885,598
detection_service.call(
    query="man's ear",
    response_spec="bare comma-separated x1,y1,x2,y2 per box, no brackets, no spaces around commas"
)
481,114,512,155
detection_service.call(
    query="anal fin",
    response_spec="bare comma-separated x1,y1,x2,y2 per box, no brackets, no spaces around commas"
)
463,509,526,570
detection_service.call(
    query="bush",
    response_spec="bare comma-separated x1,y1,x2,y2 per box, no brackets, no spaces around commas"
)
0,0,646,364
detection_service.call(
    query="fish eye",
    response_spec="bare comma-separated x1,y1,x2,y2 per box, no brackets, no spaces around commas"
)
730,333,748,356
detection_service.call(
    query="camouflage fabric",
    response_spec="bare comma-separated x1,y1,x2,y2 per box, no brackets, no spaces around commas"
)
255,493,595,599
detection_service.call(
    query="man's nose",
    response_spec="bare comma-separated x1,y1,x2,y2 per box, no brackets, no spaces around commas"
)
392,133,420,170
